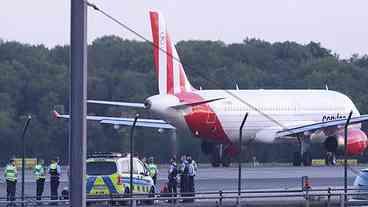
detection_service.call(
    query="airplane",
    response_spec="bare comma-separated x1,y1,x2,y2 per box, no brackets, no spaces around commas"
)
54,11,368,167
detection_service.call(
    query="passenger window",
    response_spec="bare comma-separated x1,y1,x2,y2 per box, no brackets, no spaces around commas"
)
120,159,138,174
135,160,145,175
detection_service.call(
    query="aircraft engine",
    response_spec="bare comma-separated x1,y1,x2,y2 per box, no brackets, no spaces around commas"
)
324,128,368,155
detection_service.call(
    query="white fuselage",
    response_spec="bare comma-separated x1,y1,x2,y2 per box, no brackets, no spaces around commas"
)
151,89,360,144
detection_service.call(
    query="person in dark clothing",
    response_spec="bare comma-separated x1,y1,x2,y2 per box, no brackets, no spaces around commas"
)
179,155,189,200
167,157,178,203
48,159,61,201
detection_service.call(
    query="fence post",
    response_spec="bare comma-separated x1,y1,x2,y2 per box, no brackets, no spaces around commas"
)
305,187,310,207
327,187,331,207
219,190,223,207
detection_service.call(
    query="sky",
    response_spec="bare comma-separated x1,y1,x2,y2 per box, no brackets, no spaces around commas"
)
1,0,367,58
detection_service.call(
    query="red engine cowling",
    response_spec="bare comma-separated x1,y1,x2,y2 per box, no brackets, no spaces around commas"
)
324,128,368,155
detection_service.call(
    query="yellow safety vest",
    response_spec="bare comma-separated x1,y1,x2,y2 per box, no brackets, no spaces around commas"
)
33,164,45,180
4,164,17,182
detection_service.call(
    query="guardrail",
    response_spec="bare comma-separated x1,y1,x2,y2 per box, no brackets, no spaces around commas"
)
1,187,368,206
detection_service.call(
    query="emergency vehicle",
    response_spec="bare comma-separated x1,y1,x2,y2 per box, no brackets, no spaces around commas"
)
86,152,155,204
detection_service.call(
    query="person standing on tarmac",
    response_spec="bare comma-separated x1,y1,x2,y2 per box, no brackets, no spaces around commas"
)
48,158,61,201
167,157,178,203
33,159,46,200
179,155,188,199
187,155,195,202
147,157,158,185
4,159,17,203
189,155,198,175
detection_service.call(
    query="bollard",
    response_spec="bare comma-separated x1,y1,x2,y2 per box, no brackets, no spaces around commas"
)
219,190,223,207
302,176,310,190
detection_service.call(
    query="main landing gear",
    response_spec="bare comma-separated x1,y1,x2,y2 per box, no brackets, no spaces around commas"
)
201,141,231,167
293,135,312,166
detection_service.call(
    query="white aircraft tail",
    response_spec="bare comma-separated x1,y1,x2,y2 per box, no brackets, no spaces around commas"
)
149,11,193,94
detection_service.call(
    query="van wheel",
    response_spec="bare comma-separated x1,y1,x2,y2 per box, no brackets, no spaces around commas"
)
144,187,155,205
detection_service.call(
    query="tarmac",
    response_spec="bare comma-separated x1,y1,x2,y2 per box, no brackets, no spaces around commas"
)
0,164,365,206
0,164,363,195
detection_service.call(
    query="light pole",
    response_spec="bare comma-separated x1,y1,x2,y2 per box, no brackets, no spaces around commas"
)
344,111,353,206
237,113,248,206
70,0,87,206
130,114,139,207
21,115,31,207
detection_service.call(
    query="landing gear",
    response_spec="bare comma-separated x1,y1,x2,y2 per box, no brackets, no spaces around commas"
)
323,137,337,166
325,152,336,166
302,151,312,166
210,147,221,167
221,155,231,167
293,135,312,166
293,152,302,166
202,141,232,167
293,151,312,166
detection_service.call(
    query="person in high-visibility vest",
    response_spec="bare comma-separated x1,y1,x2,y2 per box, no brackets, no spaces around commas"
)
48,158,61,200
147,157,158,185
4,159,17,202
33,159,46,200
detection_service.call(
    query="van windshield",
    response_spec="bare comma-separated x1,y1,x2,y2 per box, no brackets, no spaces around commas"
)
87,161,117,176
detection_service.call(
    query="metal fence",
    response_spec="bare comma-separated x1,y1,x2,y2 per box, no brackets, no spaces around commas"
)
2,187,368,206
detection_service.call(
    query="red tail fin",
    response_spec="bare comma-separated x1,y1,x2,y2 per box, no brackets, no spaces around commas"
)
149,11,193,94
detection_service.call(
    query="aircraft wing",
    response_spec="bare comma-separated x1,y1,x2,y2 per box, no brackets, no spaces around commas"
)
276,114,368,138
87,100,145,108
53,111,175,129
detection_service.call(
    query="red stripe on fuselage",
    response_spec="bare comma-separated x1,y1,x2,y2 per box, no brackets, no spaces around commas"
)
175,92,230,144
149,12,159,78
166,33,174,94
179,64,186,92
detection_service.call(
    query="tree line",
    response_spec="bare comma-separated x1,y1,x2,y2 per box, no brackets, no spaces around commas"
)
1,36,368,165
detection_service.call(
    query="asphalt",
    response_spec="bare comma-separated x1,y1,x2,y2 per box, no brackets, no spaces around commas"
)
0,164,365,206
0,165,367,206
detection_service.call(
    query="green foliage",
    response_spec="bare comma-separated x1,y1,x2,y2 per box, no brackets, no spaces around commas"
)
0,36,367,164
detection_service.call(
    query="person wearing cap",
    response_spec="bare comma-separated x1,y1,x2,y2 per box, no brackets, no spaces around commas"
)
167,157,178,203
48,158,61,200
147,157,158,185
4,159,17,203
33,158,46,200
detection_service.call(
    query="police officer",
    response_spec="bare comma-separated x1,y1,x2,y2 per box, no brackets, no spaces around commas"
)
179,155,188,199
187,155,195,202
33,158,46,200
4,159,17,203
147,157,158,185
167,157,178,203
48,158,61,200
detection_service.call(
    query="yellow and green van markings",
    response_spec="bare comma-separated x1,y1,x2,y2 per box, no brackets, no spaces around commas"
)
87,174,152,195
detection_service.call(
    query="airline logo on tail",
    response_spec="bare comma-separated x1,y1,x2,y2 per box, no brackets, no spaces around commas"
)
149,11,193,95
